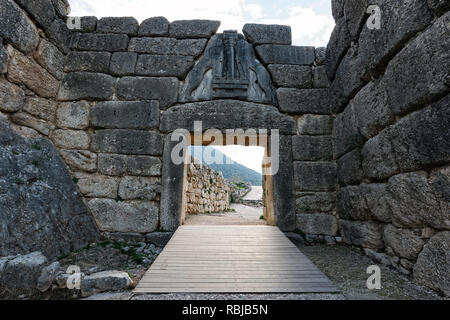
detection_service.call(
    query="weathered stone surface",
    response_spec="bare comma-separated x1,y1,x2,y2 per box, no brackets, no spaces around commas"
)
268,64,312,89
427,0,450,15
88,199,159,233
333,103,364,158
37,261,60,292
413,232,450,297
362,95,450,180
0,77,25,112
76,33,129,51
358,0,432,81
343,0,368,39
135,55,194,78
294,162,337,192
243,24,291,45
145,232,173,247
364,248,391,266
0,0,39,53
7,46,59,98
10,112,54,136
52,129,90,149
337,184,392,223
91,101,159,130
256,45,315,65
73,172,119,198
297,214,338,236
98,154,126,176
52,0,70,17
295,192,335,214
91,130,164,155
313,66,330,88
315,47,326,65
277,88,332,114
297,115,332,135
57,101,90,129
15,0,56,29
161,100,296,134
58,72,116,101
78,16,97,32
81,271,133,297
34,39,64,80
382,11,449,115
23,97,57,122
383,225,424,260
0,38,7,74
97,17,139,35
139,17,169,36
169,20,220,39
0,120,99,258
331,0,345,20
45,19,72,54
129,38,207,57
340,220,385,250
387,170,450,230
109,52,138,76
325,18,351,80
116,77,179,109
118,176,161,200
59,149,97,173
0,252,48,292
292,136,332,161
127,156,162,177
337,149,363,186
64,51,111,73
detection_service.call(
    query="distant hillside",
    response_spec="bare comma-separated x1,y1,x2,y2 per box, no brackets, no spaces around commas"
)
189,146,262,186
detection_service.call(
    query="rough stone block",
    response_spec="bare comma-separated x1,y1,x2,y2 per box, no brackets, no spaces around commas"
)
52,0,70,17
169,20,220,39
34,39,64,80
0,38,7,74
314,47,326,65
294,162,337,192
127,156,162,177
295,192,335,214
10,112,54,136
256,45,315,65
0,78,25,112
116,77,179,109
7,46,59,98
313,66,330,88
91,130,163,155
81,271,132,297
135,55,194,78
109,52,138,76
324,18,351,80
118,176,161,200
333,103,364,158
98,154,127,176
331,0,345,20
145,232,173,247
64,51,111,73
129,38,207,57
91,101,159,129
383,224,424,260
97,17,139,35
78,16,97,32
297,114,332,135
340,220,385,250
76,33,129,51
45,19,72,54
15,0,56,29
268,64,312,89
23,97,57,122
0,0,39,53
297,214,338,236
343,0,368,39
57,101,90,129
243,24,291,45
59,149,97,173
139,17,169,36
427,0,450,16
337,149,363,186
277,88,332,114
292,136,333,161
88,199,159,233
58,72,116,101
52,129,90,150
73,172,119,198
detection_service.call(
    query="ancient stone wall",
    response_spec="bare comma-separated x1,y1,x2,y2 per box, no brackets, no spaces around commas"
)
325,0,449,296
185,160,230,214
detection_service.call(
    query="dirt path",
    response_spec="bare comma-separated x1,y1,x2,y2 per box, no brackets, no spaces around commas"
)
243,186,263,201
184,204,265,225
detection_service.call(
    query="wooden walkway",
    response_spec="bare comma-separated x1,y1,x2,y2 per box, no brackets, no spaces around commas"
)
134,225,339,293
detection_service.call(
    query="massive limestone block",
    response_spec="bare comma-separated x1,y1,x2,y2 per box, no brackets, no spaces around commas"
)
413,232,450,297
256,45,315,66
0,0,39,53
10,112,54,136
58,72,116,101
0,119,99,259
34,39,65,80
45,19,72,54
81,271,133,297
88,199,159,233
52,0,70,17
59,149,97,173
0,77,25,112
15,0,56,29
268,64,312,89
160,100,296,134
135,54,194,78
333,103,365,159
297,115,333,136
75,33,129,52
109,52,138,76
96,17,139,35
139,17,169,37
340,220,385,250
129,38,207,57
57,101,90,129
295,192,335,214
23,97,57,122
296,214,338,236
337,149,363,186
91,101,159,129
243,24,291,45
343,0,368,39
324,18,351,80
427,0,450,15
383,224,424,260
293,162,337,192
292,136,333,161
169,20,220,39
118,176,161,201
277,88,332,114
97,154,162,178
52,129,90,150
73,172,120,198
64,51,112,73
91,130,164,155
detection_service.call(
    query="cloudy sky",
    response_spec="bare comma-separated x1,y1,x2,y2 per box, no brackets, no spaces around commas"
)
68,0,334,46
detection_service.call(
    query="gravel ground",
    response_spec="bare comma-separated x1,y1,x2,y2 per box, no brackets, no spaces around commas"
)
184,204,265,225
